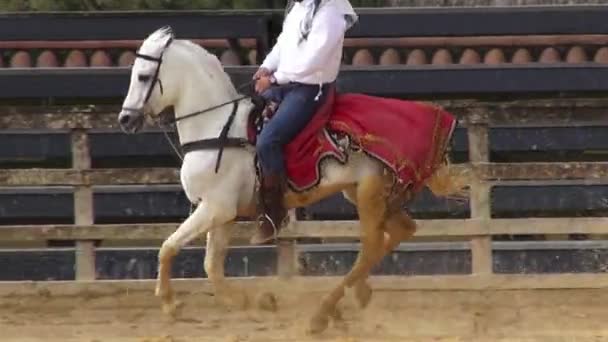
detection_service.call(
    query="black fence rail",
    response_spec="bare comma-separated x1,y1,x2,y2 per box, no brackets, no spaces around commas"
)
2,65,608,102
4,6,608,41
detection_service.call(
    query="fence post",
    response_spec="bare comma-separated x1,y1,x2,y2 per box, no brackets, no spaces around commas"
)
72,129,96,281
468,124,493,275
277,209,298,278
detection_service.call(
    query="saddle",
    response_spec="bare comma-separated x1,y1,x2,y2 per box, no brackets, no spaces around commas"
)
247,85,337,145
246,86,346,193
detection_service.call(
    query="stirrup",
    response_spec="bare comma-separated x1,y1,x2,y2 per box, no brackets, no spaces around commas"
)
256,213,280,241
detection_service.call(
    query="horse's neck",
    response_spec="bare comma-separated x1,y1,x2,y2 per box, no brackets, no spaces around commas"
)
173,85,251,145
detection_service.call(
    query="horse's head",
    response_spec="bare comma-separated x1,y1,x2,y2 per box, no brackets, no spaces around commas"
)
118,26,178,134
118,25,241,137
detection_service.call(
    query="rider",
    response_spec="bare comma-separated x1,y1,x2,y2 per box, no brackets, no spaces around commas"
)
251,0,358,245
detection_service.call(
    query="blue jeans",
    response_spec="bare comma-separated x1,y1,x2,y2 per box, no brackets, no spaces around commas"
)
256,82,333,176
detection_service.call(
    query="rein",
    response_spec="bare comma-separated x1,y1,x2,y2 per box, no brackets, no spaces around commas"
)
157,79,257,173
164,93,250,125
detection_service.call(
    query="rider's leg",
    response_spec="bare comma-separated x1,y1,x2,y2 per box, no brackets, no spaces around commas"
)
252,82,332,245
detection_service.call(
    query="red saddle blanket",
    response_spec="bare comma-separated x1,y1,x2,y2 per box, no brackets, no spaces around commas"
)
252,91,457,193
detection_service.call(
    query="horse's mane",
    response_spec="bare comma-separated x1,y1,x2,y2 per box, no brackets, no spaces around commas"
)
142,26,174,47
141,26,238,97
177,39,239,97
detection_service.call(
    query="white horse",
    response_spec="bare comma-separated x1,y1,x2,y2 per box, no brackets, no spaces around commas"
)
117,26,466,333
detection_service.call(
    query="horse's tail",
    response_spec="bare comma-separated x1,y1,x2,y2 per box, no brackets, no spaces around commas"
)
425,158,470,199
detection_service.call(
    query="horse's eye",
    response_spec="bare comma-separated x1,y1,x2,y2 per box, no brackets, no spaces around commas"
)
138,74,151,82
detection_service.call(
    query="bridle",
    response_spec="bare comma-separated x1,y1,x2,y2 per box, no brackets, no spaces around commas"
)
122,35,256,173
121,35,173,116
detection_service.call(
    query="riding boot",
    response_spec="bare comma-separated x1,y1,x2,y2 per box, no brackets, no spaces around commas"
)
251,173,288,245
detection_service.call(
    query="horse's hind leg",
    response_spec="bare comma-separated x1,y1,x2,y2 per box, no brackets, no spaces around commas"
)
309,175,386,334
382,210,417,252
353,209,417,308
342,188,417,309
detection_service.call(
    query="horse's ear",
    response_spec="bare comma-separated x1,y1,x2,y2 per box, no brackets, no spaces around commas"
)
159,25,175,40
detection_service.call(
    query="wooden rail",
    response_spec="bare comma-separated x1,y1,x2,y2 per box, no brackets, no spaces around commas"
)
1,97,608,284
3,98,607,129
2,217,608,241
0,162,607,186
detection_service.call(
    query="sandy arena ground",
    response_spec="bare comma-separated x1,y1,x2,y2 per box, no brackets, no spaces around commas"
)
1,278,608,342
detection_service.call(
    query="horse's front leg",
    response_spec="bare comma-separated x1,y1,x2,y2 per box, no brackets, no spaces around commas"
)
156,201,235,316
204,224,249,310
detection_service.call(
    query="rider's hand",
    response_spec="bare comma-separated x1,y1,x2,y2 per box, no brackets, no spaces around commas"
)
253,67,272,80
255,76,273,94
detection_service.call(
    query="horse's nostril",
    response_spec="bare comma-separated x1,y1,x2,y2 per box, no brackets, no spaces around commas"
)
119,114,131,125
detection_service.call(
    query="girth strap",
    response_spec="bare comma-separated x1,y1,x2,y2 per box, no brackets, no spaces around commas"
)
179,101,252,173
181,137,250,153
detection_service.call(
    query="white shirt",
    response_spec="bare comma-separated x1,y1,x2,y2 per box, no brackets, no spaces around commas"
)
261,0,356,85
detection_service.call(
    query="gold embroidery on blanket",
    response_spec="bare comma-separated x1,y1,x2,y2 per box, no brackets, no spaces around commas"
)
423,103,454,184
329,102,452,187
423,103,442,176
329,120,422,183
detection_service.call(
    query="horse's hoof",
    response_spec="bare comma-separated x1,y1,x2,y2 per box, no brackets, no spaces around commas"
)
162,299,184,317
330,307,348,331
155,282,169,298
354,282,373,309
221,289,249,310
216,289,249,311
333,317,349,332
256,291,278,312
235,291,250,310
308,313,329,335
330,306,343,319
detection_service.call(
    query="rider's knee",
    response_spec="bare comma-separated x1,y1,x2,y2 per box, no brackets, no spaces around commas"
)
255,133,270,155
255,128,278,156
